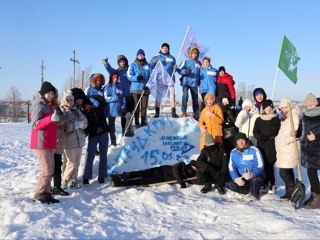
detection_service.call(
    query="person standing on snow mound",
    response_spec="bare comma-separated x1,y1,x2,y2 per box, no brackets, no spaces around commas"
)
30,81,61,204
176,46,201,120
102,54,134,137
110,161,199,188
253,99,280,194
228,132,264,201
199,93,224,150
216,66,236,110
196,134,229,195
299,93,320,209
275,97,300,201
127,49,151,128
150,42,179,118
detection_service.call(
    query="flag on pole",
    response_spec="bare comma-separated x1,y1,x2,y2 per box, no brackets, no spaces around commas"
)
146,61,173,103
181,27,209,61
278,35,300,84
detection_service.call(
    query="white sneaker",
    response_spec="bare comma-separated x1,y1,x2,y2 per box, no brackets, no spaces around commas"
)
233,192,251,200
268,185,277,194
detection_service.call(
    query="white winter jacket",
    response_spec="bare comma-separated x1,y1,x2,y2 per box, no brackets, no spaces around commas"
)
275,107,301,169
235,107,259,146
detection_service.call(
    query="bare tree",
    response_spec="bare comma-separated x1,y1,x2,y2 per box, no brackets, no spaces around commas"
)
236,82,246,101
64,65,92,92
6,86,22,122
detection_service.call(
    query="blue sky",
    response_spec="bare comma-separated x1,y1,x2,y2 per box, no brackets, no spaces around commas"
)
0,0,319,101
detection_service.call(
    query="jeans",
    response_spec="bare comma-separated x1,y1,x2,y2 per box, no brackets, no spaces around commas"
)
228,175,264,198
181,85,199,120
83,132,109,179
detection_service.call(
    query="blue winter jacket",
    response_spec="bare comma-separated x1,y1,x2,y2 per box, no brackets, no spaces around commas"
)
199,65,218,94
150,53,176,82
228,146,264,180
177,59,201,87
103,63,131,97
103,83,125,118
84,86,104,107
127,60,151,92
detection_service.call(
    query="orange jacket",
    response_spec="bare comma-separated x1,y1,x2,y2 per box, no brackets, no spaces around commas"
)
199,104,224,149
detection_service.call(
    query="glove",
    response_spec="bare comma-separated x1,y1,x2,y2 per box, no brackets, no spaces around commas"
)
143,86,150,95
152,57,159,64
222,98,229,106
121,108,127,117
173,64,179,71
137,74,143,81
101,57,108,65
242,171,253,180
185,68,192,74
179,77,183,86
234,177,245,187
51,109,60,122
180,182,187,188
74,121,84,129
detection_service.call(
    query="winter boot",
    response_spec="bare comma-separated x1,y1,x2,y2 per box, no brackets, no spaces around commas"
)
141,117,147,127
52,186,69,196
125,131,135,137
111,139,117,146
34,193,50,204
217,186,226,195
83,178,90,185
181,112,187,117
305,193,320,209
280,187,293,200
201,183,212,194
98,176,105,184
69,179,81,189
45,193,60,204
171,108,179,118
154,107,160,118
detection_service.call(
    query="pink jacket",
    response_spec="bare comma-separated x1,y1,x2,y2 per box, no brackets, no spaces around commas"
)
30,93,57,149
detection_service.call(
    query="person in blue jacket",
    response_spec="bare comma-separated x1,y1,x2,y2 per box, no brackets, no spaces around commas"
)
176,46,201,120
127,49,151,127
104,73,126,146
199,56,218,111
150,43,179,118
102,55,134,137
228,132,264,200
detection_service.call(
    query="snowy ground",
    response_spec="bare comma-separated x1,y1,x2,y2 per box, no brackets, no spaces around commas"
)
1,118,320,239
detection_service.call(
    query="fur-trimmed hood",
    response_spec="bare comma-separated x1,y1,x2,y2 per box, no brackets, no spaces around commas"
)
90,73,105,89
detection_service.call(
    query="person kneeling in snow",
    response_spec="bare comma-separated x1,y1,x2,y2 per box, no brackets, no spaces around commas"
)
110,161,199,188
196,134,229,195
227,132,264,201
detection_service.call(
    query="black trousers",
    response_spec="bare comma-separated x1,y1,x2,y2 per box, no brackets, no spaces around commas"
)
131,93,149,124
279,168,295,192
307,168,320,194
121,167,166,186
53,153,63,187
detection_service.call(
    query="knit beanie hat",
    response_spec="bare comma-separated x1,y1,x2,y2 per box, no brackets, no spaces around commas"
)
262,99,274,110
235,132,247,141
204,93,215,102
218,66,226,73
161,43,170,50
62,89,74,104
39,81,56,96
303,93,318,107
136,49,145,57
279,97,292,108
205,134,215,146
242,99,252,109
109,73,119,84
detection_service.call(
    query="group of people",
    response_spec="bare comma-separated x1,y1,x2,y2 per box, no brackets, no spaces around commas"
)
29,41,319,209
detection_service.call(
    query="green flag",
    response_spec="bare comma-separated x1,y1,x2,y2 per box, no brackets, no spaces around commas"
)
278,35,300,84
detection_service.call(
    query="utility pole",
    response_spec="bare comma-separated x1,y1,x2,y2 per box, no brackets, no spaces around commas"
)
40,60,45,85
70,50,79,88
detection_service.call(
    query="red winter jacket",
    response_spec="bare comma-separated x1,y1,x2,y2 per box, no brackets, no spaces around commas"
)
216,73,236,100
30,93,57,149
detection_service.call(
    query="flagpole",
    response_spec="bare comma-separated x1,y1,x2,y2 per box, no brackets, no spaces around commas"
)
161,25,191,114
271,67,279,101
271,35,285,101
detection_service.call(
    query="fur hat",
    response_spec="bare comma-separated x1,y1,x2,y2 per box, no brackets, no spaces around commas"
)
62,90,74,104
242,99,252,109
136,49,145,57
39,81,56,96
205,134,215,146
262,99,274,110
303,93,318,107
279,97,292,108
90,73,105,88
161,43,170,50
235,132,247,141
204,93,215,103
71,87,86,101
218,66,226,73
188,46,199,58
